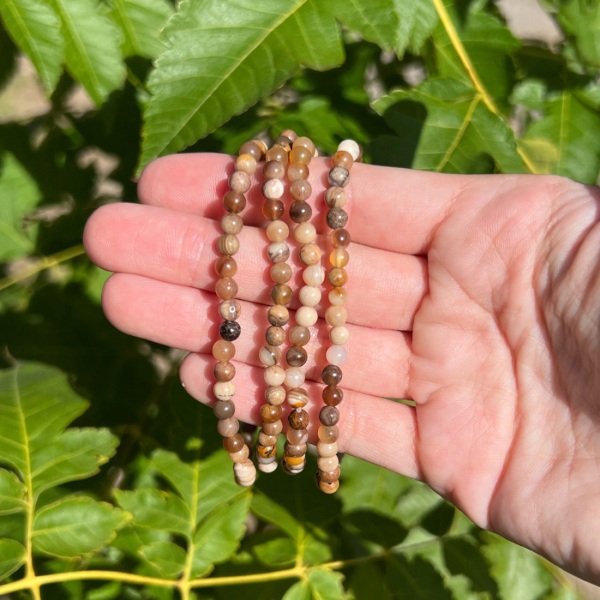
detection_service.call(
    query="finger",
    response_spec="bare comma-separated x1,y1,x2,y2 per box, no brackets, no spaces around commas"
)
180,353,420,480
101,273,411,399
137,152,472,254
85,202,427,331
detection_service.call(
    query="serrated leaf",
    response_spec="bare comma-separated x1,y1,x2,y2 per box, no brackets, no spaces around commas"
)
108,0,173,59
394,0,438,56
0,0,64,94
140,0,344,170
139,541,186,578
0,469,26,516
0,538,26,580
385,554,452,599
283,568,346,600
254,536,296,567
47,0,125,106
32,497,129,558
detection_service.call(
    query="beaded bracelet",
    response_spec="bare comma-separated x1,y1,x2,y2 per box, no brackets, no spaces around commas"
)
316,139,361,494
213,139,270,488
256,131,297,474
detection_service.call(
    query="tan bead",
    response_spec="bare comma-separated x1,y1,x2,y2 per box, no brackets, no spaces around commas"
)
265,385,286,406
325,186,347,209
214,362,235,383
290,146,312,165
294,222,316,244
215,256,237,278
215,277,238,300
235,475,255,487
219,299,241,321
229,170,251,193
221,214,243,235
259,430,279,446
266,326,286,346
235,153,257,175
213,381,235,401
251,139,268,156
329,287,348,306
331,150,353,170
217,417,239,437
285,367,305,389
299,285,321,307
285,442,307,457
293,136,316,156
229,445,250,463
318,478,339,494
330,326,349,345
329,267,348,287
281,129,298,141
259,344,281,367
288,162,309,181
265,146,288,165
217,234,239,256
271,262,292,284
266,220,289,243
213,339,235,361
330,248,349,268
295,306,318,328
267,242,290,264
317,454,339,472
289,326,310,346
317,442,338,457
233,458,255,479
319,466,340,483
318,425,339,443
290,179,311,201
262,419,283,435
263,160,285,180
287,388,308,408
260,404,282,424
303,265,325,287
325,306,347,326
262,179,284,200
287,428,308,444
275,136,292,152
271,283,292,306
239,141,262,160
258,461,278,474
264,365,286,386
299,244,321,266
268,304,289,327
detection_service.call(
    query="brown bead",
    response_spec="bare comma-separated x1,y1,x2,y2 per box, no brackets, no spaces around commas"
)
290,201,312,223
217,417,239,437
235,153,257,175
265,146,288,165
299,243,321,265
274,136,292,152
318,477,340,494
293,136,316,156
261,404,282,423
229,170,251,194
318,467,340,484
251,139,268,156
322,365,342,386
290,179,311,201
285,454,305,466
290,146,312,165
263,160,285,180
323,385,343,406
262,199,284,221
287,428,308,445
259,345,281,367
283,459,305,475
257,444,277,459
332,150,354,170
330,248,349,268
327,208,348,230
285,442,307,457
288,409,309,430
329,267,348,287
215,277,238,300
263,419,283,436
325,187,347,209
328,167,350,188
214,361,235,382
265,385,286,405
223,433,244,453
268,305,289,327
213,400,235,419
271,284,292,306
331,228,351,248
258,431,279,446
289,326,310,346
318,425,339,443
239,141,262,160
320,406,340,426
213,340,235,362
217,234,239,256
271,263,292,284
287,388,308,408
222,214,243,235
219,299,242,321
215,256,237,278
223,191,246,214
286,346,307,367
267,242,289,263
281,129,297,142
266,326,286,346
288,162,309,181
266,220,289,243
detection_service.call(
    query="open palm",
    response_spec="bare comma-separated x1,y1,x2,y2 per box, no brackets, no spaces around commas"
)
84,154,600,584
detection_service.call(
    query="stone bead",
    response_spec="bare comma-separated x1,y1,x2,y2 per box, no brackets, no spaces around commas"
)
218,234,239,257
239,141,262,160
287,387,308,408
214,361,235,382
337,139,361,161
223,433,245,453
286,346,307,367
265,385,286,406
331,150,354,170
257,453,277,465
290,146,312,165
288,162,309,181
287,428,308,445
265,145,288,165
326,345,347,366
323,385,343,406
262,419,283,435
263,160,285,180
328,166,350,188
288,408,309,429
319,466,341,483
259,344,281,367
268,305,289,327
318,454,339,472
285,367,305,389
281,129,298,141
258,461,278,473
303,265,325,287
330,248,349,268
294,222,316,244
215,256,237,278
259,431,279,446
251,139,268,156
229,170,251,193
283,460,305,475
294,136,316,156
219,299,242,321
266,326,286,346
317,441,338,457
220,320,241,342
331,228,351,248
217,417,239,437
260,403,282,424
329,287,348,306
222,214,243,235
285,442,307,457
322,365,342,386
320,405,340,426
235,475,255,487
330,326,349,345
275,136,292,152
262,179,284,200
325,186,347,209
229,445,250,463
257,444,277,459
263,199,284,221
267,242,290,264
271,262,292,284
317,477,339,494
318,425,339,443
299,243,321,265
329,267,348,287
213,339,235,361
223,190,246,214
266,220,289,243
327,208,349,230
289,326,310,346
264,365,286,387
241,432,254,449
233,457,256,478
235,153,257,175
271,283,292,306
296,306,318,328
290,202,312,224
290,180,312,201
213,399,235,419
213,381,235,401
297,287,320,309
285,454,305,467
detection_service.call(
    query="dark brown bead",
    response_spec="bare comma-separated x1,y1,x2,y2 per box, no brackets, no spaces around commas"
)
290,201,312,223
319,466,341,483
214,362,235,382
271,284,292,306
263,160,285,180
288,409,309,430
239,141,262,160
327,208,348,230
266,326,286,346
215,256,237,278
223,433,244,453
322,365,342,386
331,228,351,248
290,179,312,201
286,346,307,367
220,320,241,341
257,444,277,459
215,277,238,300
271,262,292,284
323,385,343,406
285,442,307,457
263,199,284,221
328,267,348,287
261,404,282,423
319,406,340,426
242,431,255,448
213,399,235,419
223,190,246,213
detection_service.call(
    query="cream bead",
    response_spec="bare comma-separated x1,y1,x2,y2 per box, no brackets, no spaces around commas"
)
317,454,339,472
229,445,250,462
264,365,286,386
329,288,348,306
213,381,235,401
337,139,360,161
330,326,349,345
303,265,325,287
285,367,305,389
296,306,318,327
325,305,347,326
262,179,284,199
317,442,338,457
266,220,289,242
294,222,317,244
299,285,321,307
233,459,255,479
326,345,347,366
258,461,278,473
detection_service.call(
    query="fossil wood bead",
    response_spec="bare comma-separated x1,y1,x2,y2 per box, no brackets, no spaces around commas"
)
239,141,262,160
328,267,348,287
330,248,350,268
283,460,306,476
223,190,246,214
288,162,309,181
319,465,341,482
217,417,239,437
257,453,277,465
322,365,342,386
286,346,307,367
331,228,351,248
281,129,298,142
285,443,307,457
293,136,316,156
263,160,285,180
329,287,348,306
271,262,292,284
235,153,257,175
337,139,361,161
325,186,347,209
266,326,286,346
258,461,278,474
259,431,279,446
303,265,325,287
331,150,354,170
268,305,289,327
290,146,312,165
295,306,318,327
287,428,308,444
222,214,243,235
229,445,250,463
252,139,268,156
318,425,339,443
294,222,317,244
289,409,309,429
214,361,236,382
290,180,312,201
263,199,285,221
213,339,235,361
267,242,290,264
323,385,343,406
289,326,310,346
259,344,281,367
235,474,255,487
330,325,349,345
287,388,308,408
223,433,245,453
214,381,235,401
213,399,235,419
262,179,284,200
318,477,340,494
266,220,289,242
257,444,277,458
266,145,288,165
285,367,305,389
318,454,339,472
320,406,340,426
285,454,305,467
317,441,338,457
219,299,242,321
327,208,349,230
218,234,239,256
260,403,282,423
271,283,292,306
229,170,251,193
265,385,286,406
215,256,237,278
220,320,241,342
234,457,255,478
262,419,283,436
326,345,347,366
299,243,321,265
275,135,292,152
328,166,350,188
299,285,321,307
264,365,286,387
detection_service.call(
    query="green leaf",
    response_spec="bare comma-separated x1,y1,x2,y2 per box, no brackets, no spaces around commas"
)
393,483,443,528
140,0,344,170
394,0,438,56
349,563,391,600
385,554,452,599
443,537,498,595
139,541,187,578
343,510,407,548
283,568,346,600
0,469,26,515
47,0,125,106
108,0,173,59
32,496,129,558
0,0,64,94
0,538,26,580
510,79,547,111
86,581,122,600
253,536,296,567
0,152,41,261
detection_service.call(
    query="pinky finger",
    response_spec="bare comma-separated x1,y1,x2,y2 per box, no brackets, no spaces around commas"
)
180,352,420,480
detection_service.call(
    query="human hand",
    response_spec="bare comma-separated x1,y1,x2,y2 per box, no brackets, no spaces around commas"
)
84,153,600,584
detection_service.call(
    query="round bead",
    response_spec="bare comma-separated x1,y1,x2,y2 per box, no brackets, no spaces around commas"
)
239,141,262,160
274,136,292,152
337,139,361,160
281,129,298,141
229,170,251,193
330,248,349,268
329,287,348,306
263,199,284,221
328,167,350,188
213,340,235,361
265,385,286,406
289,326,310,346
213,399,235,419
285,367,305,389
326,345,347,366
260,404,282,423
303,265,325,287
257,453,277,465
266,220,289,242
318,425,339,443
266,326,286,346
294,222,316,244
320,406,340,426
287,428,308,444
294,137,316,156
299,285,321,307
325,187,347,209
241,432,254,449
219,299,241,321
290,146,312,165
318,477,339,494
331,228,351,248
268,305,289,327
262,179,284,200
286,346,307,367
229,445,250,463
290,180,312,201
318,454,339,472
263,160,285,180
265,146,288,165
259,344,281,367
330,326,349,345
271,262,292,284
322,385,343,406
218,234,239,256
262,419,283,436
222,214,243,235
329,267,348,287
257,443,277,458
235,475,255,487
295,306,318,328
299,243,321,265
283,460,305,476
235,153,257,175
258,461,278,473
259,431,279,446
331,150,353,170
251,139,268,156
215,256,237,278
214,381,235,401
271,284,292,306
223,433,244,453
319,466,341,483
223,191,246,214
327,208,348,230
288,409,309,429
287,388,308,408
326,305,348,327
285,454,305,467
214,361,235,382
220,320,241,342
285,443,307,457
217,417,239,437
322,365,342,386
264,365,286,386
234,457,255,478
317,441,338,457
288,162,309,181
267,242,290,264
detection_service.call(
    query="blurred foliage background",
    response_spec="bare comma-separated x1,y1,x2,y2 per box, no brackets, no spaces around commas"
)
1,0,600,598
